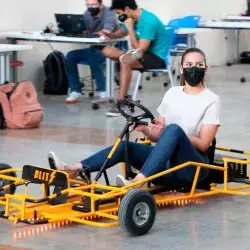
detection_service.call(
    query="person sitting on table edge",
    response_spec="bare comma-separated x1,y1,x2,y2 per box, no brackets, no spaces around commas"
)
65,0,119,103
100,0,169,117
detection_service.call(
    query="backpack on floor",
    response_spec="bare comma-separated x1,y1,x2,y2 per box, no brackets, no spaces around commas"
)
43,50,69,95
0,81,43,129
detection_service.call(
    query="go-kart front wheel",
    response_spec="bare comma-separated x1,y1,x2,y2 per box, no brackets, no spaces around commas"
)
0,164,17,196
118,189,156,236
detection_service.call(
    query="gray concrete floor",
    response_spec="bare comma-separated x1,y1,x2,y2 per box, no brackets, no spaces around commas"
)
1,64,250,249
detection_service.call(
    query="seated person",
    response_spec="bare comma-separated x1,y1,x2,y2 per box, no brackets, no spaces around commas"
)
101,0,170,117
66,0,119,103
48,48,221,188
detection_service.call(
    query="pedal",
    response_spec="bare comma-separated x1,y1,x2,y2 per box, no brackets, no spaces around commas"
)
78,167,91,185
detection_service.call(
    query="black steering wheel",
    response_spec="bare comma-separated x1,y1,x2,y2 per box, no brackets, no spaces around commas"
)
116,95,155,125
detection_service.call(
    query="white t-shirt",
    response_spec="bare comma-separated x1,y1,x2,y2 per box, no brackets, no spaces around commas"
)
157,86,221,137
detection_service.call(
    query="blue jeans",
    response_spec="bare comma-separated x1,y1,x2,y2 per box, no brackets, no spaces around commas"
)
66,47,106,92
81,124,210,183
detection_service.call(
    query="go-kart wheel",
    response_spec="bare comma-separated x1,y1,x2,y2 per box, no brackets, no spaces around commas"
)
89,92,94,98
163,82,169,87
0,164,17,196
92,103,99,110
118,189,156,236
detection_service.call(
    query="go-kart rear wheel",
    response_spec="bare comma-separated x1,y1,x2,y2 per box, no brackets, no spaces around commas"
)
118,189,156,236
0,164,17,196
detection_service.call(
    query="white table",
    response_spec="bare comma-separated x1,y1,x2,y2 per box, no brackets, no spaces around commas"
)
198,21,250,62
0,44,33,84
222,15,250,22
1,31,128,99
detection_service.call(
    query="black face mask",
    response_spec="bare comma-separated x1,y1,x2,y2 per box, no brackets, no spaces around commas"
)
183,67,205,87
118,14,128,22
88,7,100,16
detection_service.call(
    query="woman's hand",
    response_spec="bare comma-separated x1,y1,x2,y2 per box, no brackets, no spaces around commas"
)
134,124,148,133
149,120,165,133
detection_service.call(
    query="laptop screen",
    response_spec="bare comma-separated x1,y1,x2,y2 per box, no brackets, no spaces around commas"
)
54,14,88,35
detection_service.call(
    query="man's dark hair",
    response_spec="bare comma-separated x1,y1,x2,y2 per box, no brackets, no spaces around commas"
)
98,0,102,3
110,0,138,11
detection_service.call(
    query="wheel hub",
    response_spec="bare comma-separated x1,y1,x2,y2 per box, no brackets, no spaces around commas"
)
133,202,150,226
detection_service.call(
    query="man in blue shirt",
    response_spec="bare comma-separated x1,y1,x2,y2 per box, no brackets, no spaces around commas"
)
66,0,119,103
102,0,169,117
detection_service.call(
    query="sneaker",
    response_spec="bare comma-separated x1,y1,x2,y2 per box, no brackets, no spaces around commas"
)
119,49,143,64
66,91,82,103
91,91,107,104
97,91,107,99
48,151,67,171
106,103,121,117
116,174,131,187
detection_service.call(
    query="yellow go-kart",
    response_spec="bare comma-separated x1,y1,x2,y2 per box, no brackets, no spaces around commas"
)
0,95,250,237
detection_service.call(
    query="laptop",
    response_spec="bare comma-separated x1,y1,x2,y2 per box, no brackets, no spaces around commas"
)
54,14,100,38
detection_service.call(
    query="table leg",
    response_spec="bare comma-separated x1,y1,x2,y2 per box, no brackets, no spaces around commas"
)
0,53,5,84
106,57,111,98
187,34,196,48
234,29,240,62
5,53,10,82
8,38,17,82
110,60,115,98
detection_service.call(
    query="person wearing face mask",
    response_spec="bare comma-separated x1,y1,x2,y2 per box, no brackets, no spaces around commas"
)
65,0,119,103
47,48,221,189
99,0,169,117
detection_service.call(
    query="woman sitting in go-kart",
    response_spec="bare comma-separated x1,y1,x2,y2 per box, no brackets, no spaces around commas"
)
48,47,221,188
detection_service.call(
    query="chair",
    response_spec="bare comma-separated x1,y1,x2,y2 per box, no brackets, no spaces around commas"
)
78,60,106,97
167,15,201,82
132,27,177,101
78,41,128,97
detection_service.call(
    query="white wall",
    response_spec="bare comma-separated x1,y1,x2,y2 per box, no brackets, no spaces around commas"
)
0,0,248,90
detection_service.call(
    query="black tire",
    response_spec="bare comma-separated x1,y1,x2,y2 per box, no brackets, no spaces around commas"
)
163,82,169,87
89,92,94,98
92,103,99,110
118,190,156,236
0,164,17,196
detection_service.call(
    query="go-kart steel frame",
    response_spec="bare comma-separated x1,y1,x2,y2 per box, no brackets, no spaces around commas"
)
0,95,250,236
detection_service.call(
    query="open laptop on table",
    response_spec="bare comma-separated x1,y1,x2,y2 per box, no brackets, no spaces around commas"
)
54,13,100,38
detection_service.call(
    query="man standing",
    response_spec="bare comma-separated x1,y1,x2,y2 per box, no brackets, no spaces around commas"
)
66,0,119,103
102,0,169,117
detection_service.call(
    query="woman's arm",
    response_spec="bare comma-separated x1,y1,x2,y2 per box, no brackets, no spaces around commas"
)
189,124,220,152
